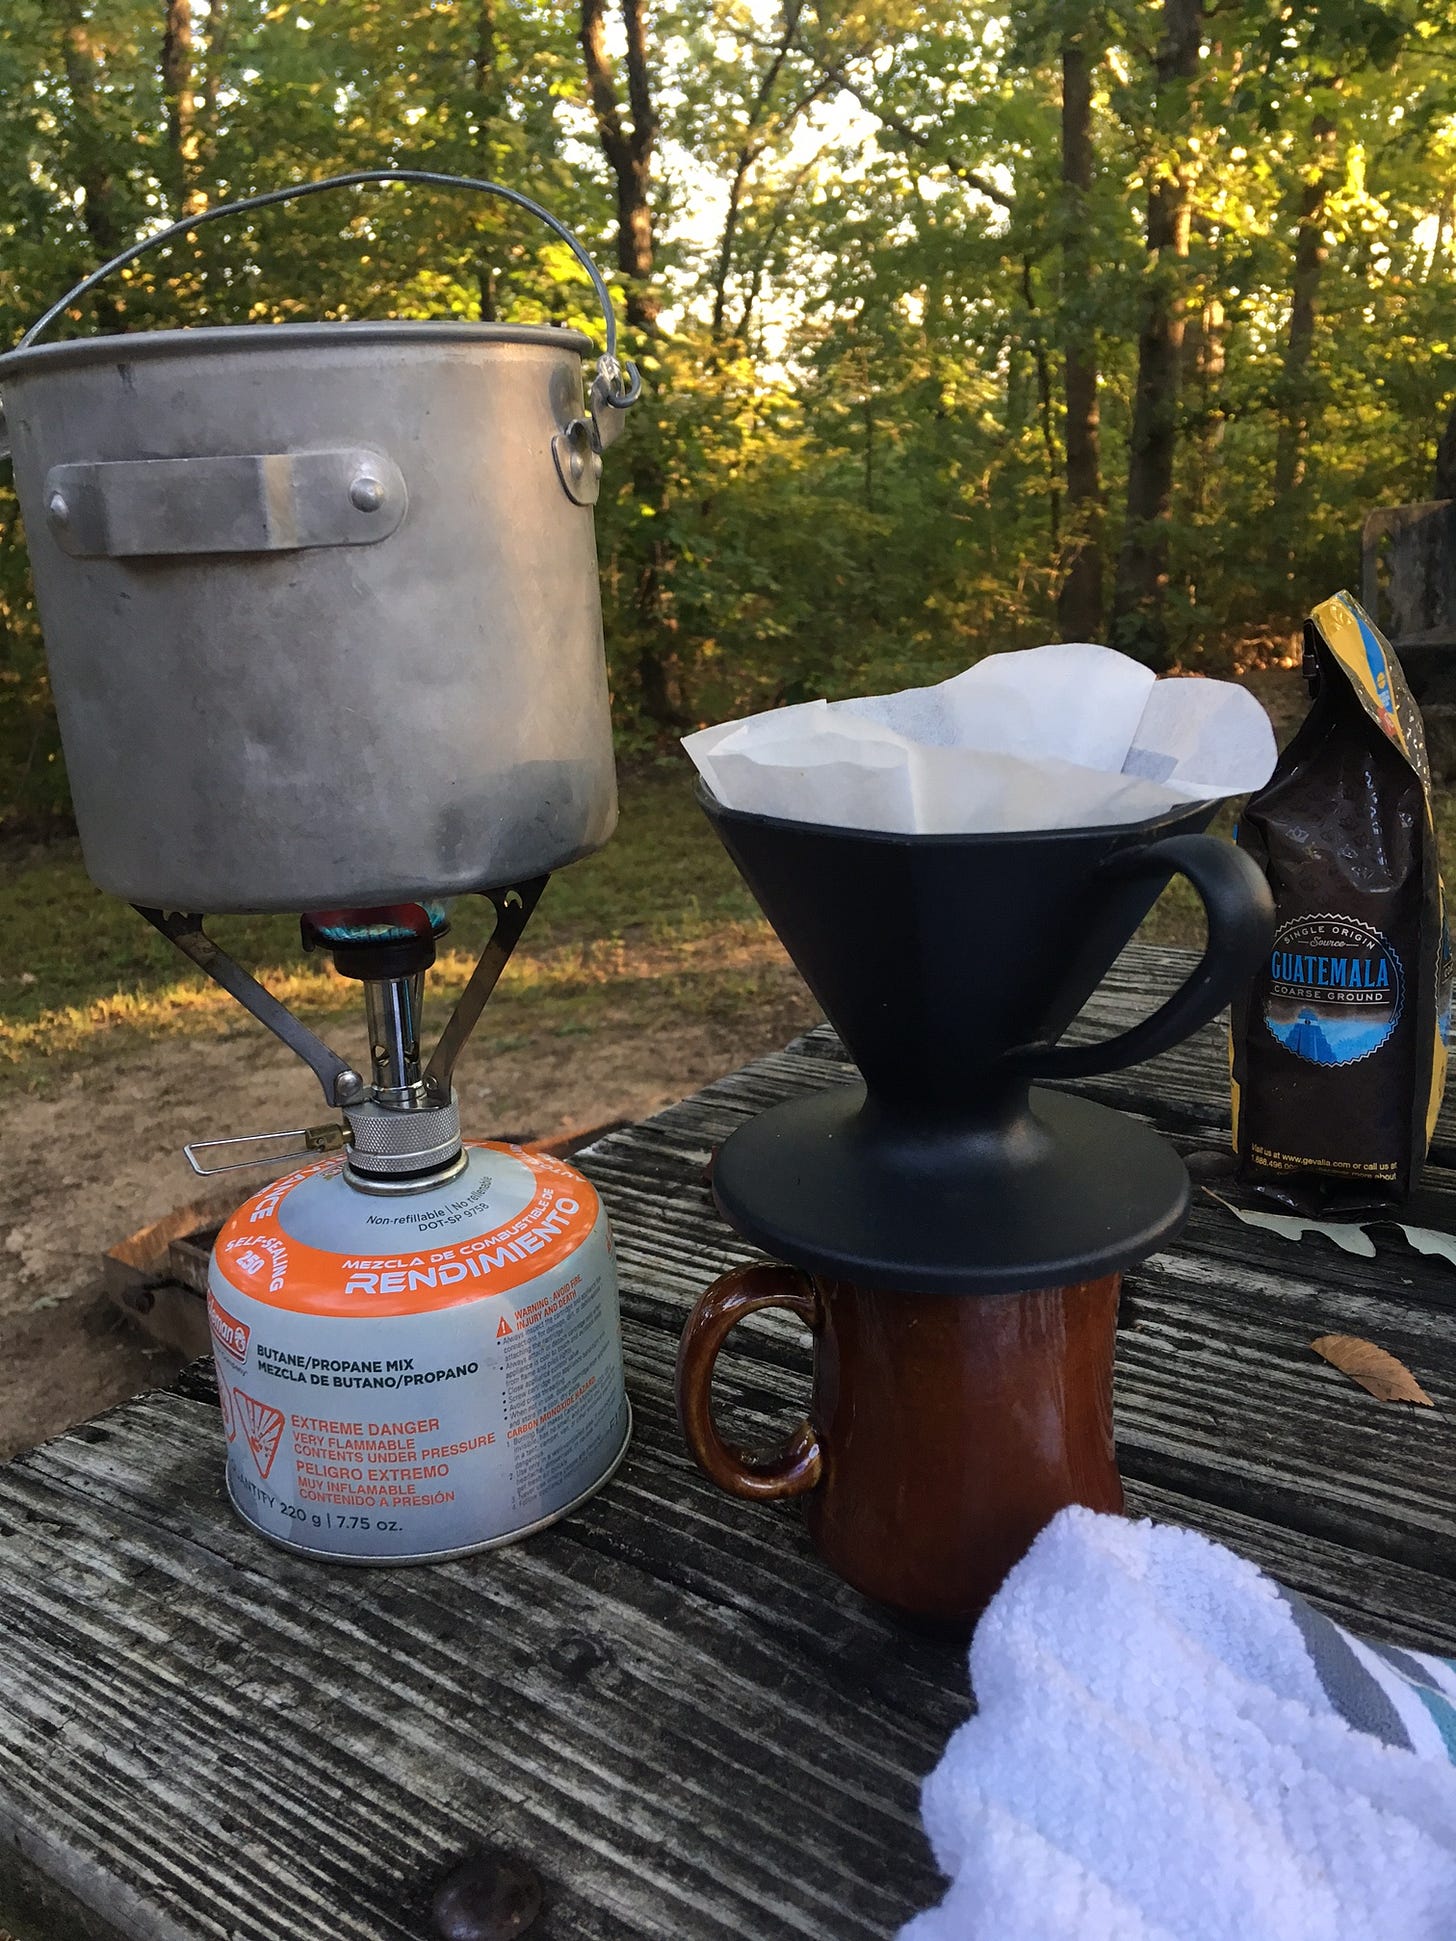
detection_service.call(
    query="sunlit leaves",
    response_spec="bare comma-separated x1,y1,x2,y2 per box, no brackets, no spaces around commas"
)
0,0,1454,811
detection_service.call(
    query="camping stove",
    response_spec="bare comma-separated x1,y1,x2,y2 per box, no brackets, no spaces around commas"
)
182,894,631,1564
0,170,641,1561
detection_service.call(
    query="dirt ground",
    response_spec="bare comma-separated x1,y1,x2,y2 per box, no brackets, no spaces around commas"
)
0,949,816,1461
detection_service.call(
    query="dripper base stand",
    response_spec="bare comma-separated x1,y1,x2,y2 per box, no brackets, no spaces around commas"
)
710,1081,1190,1295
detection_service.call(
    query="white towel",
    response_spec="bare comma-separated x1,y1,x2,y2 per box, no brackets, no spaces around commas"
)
903,1507,1456,1941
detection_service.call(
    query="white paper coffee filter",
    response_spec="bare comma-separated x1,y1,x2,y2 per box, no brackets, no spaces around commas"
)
683,643,1276,835
702,726,920,832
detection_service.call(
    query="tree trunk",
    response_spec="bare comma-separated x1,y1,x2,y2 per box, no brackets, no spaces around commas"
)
198,0,227,185
1181,298,1226,512
736,156,815,346
1437,401,1456,501
1182,297,1225,606
161,0,204,218
1110,0,1202,667
581,0,658,326
1271,113,1336,575
620,0,658,330
1021,258,1061,554
473,0,500,322
580,0,683,726
1057,33,1103,641
57,1,123,332
708,2,809,344
711,152,753,342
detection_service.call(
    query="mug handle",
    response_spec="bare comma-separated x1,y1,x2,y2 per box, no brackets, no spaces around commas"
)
675,1264,823,1501
1006,833,1274,1081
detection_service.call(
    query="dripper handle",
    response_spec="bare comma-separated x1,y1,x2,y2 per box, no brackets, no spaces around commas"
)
1006,834,1273,1081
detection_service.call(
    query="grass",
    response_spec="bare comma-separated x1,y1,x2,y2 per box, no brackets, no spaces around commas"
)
0,761,767,1090
0,749,1225,1095
10,723,1452,1097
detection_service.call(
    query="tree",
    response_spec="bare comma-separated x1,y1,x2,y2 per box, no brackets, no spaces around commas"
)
1270,113,1337,522
1056,24,1104,640
160,0,203,217
580,0,659,328
472,0,503,321
1439,404,1456,501
1109,0,1202,668
4,0,1456,825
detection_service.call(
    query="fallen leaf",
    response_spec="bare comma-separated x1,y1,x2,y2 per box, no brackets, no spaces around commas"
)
1311,1334,1434,1406
1204,1192,1377,1256
1206,1192,1456,1275
1391,1224,1456,1271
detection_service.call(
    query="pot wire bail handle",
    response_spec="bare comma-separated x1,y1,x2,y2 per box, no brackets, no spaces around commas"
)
9,168,642,458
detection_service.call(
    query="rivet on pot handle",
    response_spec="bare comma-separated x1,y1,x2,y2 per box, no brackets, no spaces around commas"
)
588,367,633,452
3,168,643,479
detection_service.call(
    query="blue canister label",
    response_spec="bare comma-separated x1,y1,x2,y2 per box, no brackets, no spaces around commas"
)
1264,914,1404,1067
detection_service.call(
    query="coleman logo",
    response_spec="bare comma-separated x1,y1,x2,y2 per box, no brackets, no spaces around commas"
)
207,1288,250,1365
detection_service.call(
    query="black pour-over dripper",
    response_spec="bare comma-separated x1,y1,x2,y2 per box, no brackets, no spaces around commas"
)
702,784,1274,1293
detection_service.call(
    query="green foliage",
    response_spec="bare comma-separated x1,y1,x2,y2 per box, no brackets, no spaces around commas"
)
0,759,755,1040
1,0,1455,825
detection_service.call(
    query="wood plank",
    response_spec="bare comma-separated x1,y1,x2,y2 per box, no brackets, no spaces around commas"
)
0,1342,965,1941
2,1313,1447,1941
1121,1480,1456,1656
2,940,1453,1940
571,1037,1456,1596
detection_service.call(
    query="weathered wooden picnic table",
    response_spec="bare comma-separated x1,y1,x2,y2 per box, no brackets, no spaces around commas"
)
1,942,1454,1941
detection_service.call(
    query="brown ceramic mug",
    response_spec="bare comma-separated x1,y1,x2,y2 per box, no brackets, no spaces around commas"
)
675,1262,1123,1626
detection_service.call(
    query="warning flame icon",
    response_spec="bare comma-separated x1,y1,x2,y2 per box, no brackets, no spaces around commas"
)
233,1387,286,1480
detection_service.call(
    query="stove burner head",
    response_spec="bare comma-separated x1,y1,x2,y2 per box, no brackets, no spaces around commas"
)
141,881,546,1195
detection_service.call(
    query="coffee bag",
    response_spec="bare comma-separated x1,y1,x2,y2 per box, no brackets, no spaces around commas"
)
1230,592,1450,1213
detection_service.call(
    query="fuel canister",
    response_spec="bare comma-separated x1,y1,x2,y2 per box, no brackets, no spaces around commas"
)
206,1140,630,1562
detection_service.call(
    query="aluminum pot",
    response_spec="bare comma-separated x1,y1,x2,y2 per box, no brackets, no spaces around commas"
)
0,171,641,913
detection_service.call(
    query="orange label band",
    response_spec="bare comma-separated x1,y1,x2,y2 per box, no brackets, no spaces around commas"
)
213,1142,602,1318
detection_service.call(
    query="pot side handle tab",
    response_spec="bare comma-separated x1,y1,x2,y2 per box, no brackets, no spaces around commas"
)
43,450,405,558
